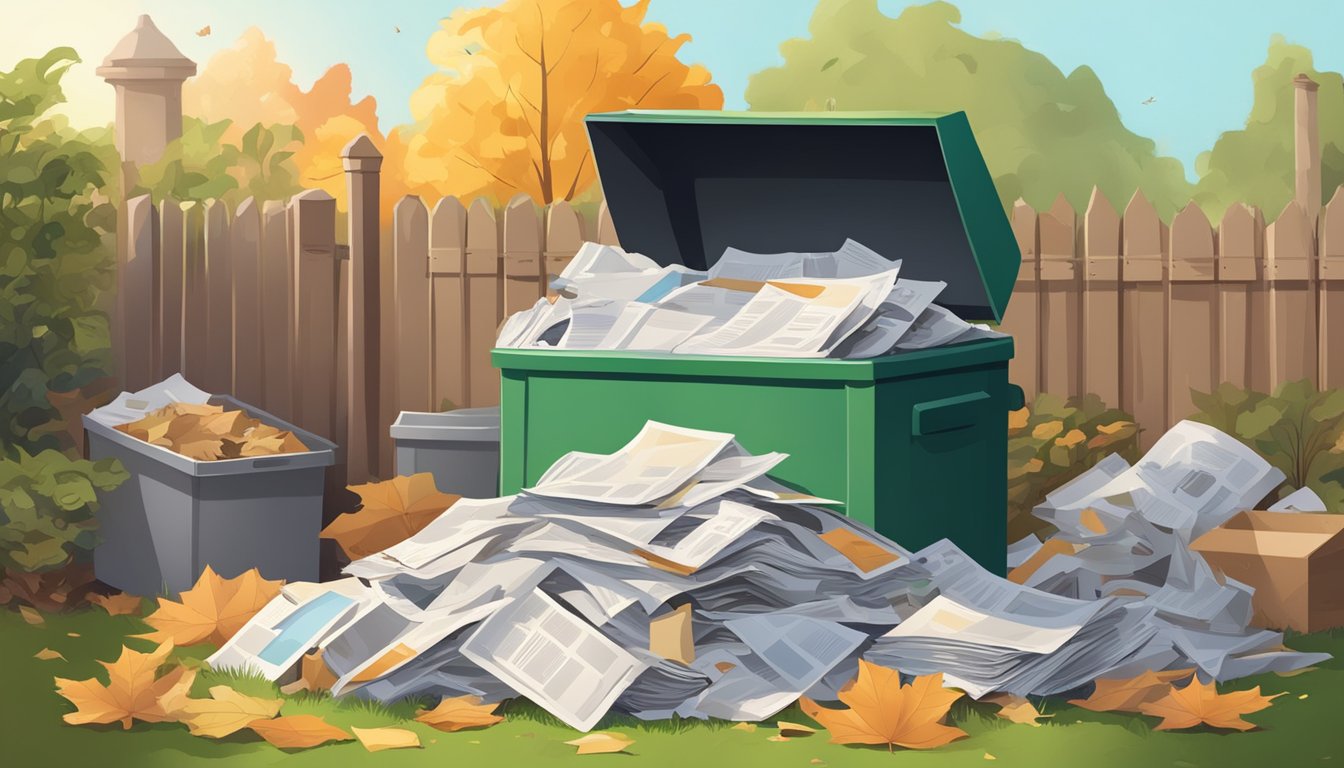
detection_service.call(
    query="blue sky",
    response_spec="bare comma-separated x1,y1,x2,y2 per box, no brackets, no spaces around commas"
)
7,0,1344,180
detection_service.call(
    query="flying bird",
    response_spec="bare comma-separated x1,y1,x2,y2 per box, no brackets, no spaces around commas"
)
196,25,211,37
394,26,401,33
1141,96,1156,105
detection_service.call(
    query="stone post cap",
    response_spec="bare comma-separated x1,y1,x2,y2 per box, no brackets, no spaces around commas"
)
342,134,384,173
1293,73,1319,91
97,14,196,82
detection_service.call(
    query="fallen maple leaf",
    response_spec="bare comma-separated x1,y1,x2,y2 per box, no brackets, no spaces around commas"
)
731,722,757,732
20,605,44,625
801,661,966,751
777,721,817,737
565,732,635,755
88,592,143,616
35,647,66,661
171,684,283,738
278,650,340,695
1138,679,1281,732
1069,669,1196,714
321,474,461,559
352,726,422,752
248,714,353,749
984,693,1052,726
415,695,504,732
55,641,193,730
137,566,282,646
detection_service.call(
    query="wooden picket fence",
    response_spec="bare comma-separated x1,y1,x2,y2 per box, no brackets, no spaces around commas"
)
1002,186,1344,448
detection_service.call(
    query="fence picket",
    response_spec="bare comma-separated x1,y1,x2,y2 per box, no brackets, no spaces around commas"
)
290,190,338,440
1266,200,1317,388
545,200,583,295
1082,188,1121,406
1321,187,1344,389
1004,199,1039,400
503,195,544,317
120,195,158,391
394,196,432,414
1216,204,1261,390
181,201,208,384
1167,203,1218,421
158,200,184,380
466,199,501,406
231,198,263,405
431,197,469,412
1038,194,1080,397
203,200,233,395
259,200,292,419
1121,191,1166,449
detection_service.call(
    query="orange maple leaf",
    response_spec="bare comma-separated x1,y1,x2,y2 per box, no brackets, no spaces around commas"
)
249,714,353,749
279,649,340,695
1069,669,1195,713
800,661,966,751
320,473,460,559
88,592,143,616
136,566,283,647
415,695,504,732
55,641,195,730
1138,679,1281,731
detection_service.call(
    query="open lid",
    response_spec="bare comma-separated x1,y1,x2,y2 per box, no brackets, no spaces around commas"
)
585,110,1020,321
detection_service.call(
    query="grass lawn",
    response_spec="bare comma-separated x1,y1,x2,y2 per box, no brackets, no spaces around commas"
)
2,604,1339,768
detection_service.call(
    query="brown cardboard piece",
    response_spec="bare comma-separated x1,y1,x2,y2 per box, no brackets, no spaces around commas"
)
1190,511,1344,633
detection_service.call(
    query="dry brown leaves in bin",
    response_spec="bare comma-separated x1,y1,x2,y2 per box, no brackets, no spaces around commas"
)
114,402,307,462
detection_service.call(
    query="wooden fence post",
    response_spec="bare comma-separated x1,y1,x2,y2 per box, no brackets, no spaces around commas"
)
289,189,338,440
231,198,263,405
595,200,619,245
1121,191,1167,447
394,196,432,416
1217,203,1262,390
430,197,469,412
466,199,501,406
342,135,382,483
204,199,232,395
1321,187,1344,389
158,200,184,381
120,194,158,391
1038,194,1080,397
1082,187,1121,406
546,201,584,296
1167,203,1218,421
259,200,292,419
503,194,544,317
1266,200,1317,388
1004,199,1039,401
181,201,208,385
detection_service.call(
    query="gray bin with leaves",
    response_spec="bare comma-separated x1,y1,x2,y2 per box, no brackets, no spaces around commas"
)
82,396,335,597
391,406,501,498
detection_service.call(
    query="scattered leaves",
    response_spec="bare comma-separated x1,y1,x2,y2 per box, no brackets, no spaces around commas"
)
196,25,211,37
778,721,816,737
1,564,98,613
88,592,142,616
731,722,757,732
1138,679,1281,732
35,647,65,661
55,641,194,730
172,684,283,738
248,714,353,749
352,726,422,752
415,695,504,732
1069,669,1196,714
320,474,461,559
801,662,966,750
565,732,635,755
137,566,282,647
984,693,1052,726
114,402,307,462
20,605,44,625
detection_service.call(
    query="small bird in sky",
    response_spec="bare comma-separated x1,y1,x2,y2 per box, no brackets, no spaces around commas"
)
1141,96,1156,105
394,25,401,33
196,25,211,37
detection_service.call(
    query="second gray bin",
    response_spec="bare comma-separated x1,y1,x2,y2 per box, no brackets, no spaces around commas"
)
83,396,335,597
391,406,501,498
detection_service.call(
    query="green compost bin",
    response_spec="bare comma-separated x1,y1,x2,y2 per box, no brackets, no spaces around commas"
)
493,110,1023,574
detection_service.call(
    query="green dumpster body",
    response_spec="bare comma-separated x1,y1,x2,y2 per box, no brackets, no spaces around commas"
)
495,110,1023,574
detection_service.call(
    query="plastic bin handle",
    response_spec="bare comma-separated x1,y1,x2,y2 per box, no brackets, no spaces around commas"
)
251,456,298,469
912,391,992,436
1006,384,1026,412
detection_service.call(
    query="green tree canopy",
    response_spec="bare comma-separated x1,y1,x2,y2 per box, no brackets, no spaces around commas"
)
1192,36,1344,221
745,0,1191,217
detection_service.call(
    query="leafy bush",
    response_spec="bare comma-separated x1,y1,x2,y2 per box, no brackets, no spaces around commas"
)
0,449,126,574
133,118,303,204
1190,381,1344,510
1007,393,1140,540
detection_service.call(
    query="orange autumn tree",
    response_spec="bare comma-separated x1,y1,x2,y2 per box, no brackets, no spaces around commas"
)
402,0,722,205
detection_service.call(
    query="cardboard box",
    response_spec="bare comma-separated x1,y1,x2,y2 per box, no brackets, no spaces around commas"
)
1190,511,1344,633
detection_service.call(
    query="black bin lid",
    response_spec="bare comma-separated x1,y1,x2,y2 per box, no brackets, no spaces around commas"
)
585,110,1020,322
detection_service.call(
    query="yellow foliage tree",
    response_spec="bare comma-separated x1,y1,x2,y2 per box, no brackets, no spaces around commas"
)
402,0,722,205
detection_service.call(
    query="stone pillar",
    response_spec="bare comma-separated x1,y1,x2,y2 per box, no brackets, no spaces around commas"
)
1294,73,1321,224
342,135,383,482
96,14,196,167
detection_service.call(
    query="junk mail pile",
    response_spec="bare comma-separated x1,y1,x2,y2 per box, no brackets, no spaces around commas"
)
495,241,1004,357
213,420,1328,731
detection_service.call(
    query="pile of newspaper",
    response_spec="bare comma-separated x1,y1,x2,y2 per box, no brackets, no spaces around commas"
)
496,241,1003,358
211,420,1328,730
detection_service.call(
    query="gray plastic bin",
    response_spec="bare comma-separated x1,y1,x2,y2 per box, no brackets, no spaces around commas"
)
391,406,500,498
83,396,336,597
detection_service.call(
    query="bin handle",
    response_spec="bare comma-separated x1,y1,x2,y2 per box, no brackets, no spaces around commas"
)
251,456,298,469
1006,384,1025,412
912,391,992,436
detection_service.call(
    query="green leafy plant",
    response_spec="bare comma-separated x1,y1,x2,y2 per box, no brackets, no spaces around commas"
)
133,118,304,205
1190,381,1344,511
0,449,126,575
1007,393,1140,540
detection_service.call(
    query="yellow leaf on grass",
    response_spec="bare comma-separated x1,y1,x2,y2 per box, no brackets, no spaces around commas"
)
320,474,461,559
984,693,1052,726
352,726,422,752
1138,679,1281,731
20,605,44,625
35,647,65,661
415,695,504,732
801,661,966,750
278,650,341,695
137,566,282,647
88,592,143,616
1069,669,1195,714
565,732,635,755
730,722,757,732
173,684,283,738
777,721,816,737
55,641,192,730
248,714,353,749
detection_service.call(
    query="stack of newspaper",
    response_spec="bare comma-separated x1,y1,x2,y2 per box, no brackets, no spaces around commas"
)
496,241,1004,358
211,420,1328,730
